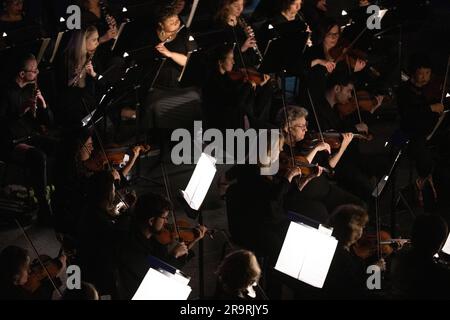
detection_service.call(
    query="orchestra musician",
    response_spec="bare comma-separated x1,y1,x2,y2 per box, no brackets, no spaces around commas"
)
79,0,119,46
116,192,207,300
0,53,55,225
397,55,447,207
277,105,365,223
0,0,33,32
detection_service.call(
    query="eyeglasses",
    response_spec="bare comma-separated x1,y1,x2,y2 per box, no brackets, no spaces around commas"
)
326,32,339,38
292,121,308,130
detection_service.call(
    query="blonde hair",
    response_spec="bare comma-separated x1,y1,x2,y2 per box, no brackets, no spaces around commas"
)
216,250,261,294
66,26,98,87
215,0,245,25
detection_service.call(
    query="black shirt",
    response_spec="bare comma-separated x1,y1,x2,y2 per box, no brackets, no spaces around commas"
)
397,81,438,138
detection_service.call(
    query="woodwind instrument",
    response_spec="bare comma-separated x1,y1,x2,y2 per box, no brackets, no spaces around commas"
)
69,52,94,87
238,16,263,64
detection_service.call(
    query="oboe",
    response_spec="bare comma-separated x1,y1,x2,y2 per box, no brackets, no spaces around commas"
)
238,17,263,63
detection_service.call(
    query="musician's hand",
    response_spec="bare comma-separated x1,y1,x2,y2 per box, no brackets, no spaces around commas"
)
315,166,324,177
132,146,141,158
285,167,302,183
172,242,189,258
260,74,271,86
112,169,121,182
355,122,369,134
375,258,386,271
241,36,257,52
314,142,331,154
354,58,366,72
36,90,47,109
155,43,173,58
57,254,67,277
320,60,336,73
194,225,208,241
431,103,445,114
341,132,354,149
86,61,97,78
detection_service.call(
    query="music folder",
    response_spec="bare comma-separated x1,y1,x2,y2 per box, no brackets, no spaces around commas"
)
181,153,217,211
275,221,337,289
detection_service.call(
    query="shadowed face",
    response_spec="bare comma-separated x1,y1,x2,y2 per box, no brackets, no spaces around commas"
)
287,116,308,142
228,0,244,17
413,67,431,88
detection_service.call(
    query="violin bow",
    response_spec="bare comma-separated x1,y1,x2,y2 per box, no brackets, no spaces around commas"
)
334,26,367,62
345,55,363,124
307,88,325,143
161,162,181,242
440,55,450,105
14,219,63,297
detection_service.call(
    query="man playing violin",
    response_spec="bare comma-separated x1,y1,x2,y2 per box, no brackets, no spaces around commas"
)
116,192,207,300
398,54,447,207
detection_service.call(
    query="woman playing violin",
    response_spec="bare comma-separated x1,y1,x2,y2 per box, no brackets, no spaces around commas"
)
116,192,207,299
277,105,365,223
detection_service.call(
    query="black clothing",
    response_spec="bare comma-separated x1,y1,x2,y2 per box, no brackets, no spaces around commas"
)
116,224,190,300
202,71,254,130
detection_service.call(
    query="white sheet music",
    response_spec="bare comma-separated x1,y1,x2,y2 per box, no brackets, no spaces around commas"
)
50,31,64,64
275,222,337,288
182,153,217,211
442,233,450,255
111,20,128,51
427,110,449,141
132,268,192,300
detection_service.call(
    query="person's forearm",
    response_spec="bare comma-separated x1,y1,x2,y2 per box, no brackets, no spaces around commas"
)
329,148,345,168
121,155,138,177
170,52,187,67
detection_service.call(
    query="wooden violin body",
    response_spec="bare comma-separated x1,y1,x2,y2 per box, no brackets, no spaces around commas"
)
353,230,410,260
228,68,265,85
22,255,63,293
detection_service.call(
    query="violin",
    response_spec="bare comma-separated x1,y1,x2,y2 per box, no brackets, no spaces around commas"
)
337,90,391,118
84,144,151,172
228,68,266,86
279,151,331,177
22,254,65,293
301,131,370,151
353,230,411,260
155,219,214,246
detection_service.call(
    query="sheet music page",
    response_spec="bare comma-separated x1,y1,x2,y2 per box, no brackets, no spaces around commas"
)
111,21,127,51
275,222,337,288
182,153,216,210
50,31,64,63
442,233,450,255
298,231,337,288
275,222,311,279
132,268,192,300
427,111,448,141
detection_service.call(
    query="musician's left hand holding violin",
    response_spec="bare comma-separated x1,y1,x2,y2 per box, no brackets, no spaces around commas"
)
187,225,208,249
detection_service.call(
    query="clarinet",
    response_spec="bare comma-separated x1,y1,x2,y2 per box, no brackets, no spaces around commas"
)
238,17,263,64
100,0,117,37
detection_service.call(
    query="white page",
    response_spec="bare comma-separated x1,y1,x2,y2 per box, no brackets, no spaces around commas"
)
442,233,450,255
182,153,216,210
132,268,192,300
275,222,337,288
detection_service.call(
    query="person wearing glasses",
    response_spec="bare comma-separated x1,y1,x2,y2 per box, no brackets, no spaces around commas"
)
0,53,54,225
116,192,207,299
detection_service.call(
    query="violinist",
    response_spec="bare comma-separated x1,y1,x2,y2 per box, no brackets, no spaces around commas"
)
390,214,450,299
397,55,446,206
202,45,270,130
0,53,54,225
278,106,364,223
322,205,385,299
116,192,207,299
0,245,66,300
76,170,130,297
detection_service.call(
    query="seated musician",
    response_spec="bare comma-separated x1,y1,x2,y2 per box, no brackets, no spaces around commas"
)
203,45,271,130
277,105,364,223
61,282,99,300
322,204,385,299
397,55,446,206
272,0,308,26
142,6,201,130
214,250,264,300
0,0,36,32
0,53,54,225
390,214,450,299
76,170,130,298
116,192,207,300
79,0,119,46
0,245,66,300
308,72,384,201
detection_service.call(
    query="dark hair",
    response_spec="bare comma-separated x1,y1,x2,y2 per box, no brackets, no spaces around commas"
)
325,71,353,91
214,44,234,63
86,170,115,207
411,214,448,255
280,0,297,12
0,246,28,284
328,205,368,245
156,5,179,24
408,53,432,74
317,17,339,44
62,282,99,300
215,0,245,24
134,192,173,225
16,53,36,75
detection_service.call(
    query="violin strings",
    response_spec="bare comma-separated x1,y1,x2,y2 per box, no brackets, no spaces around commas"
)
345,55,363,124
14,219,63,297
